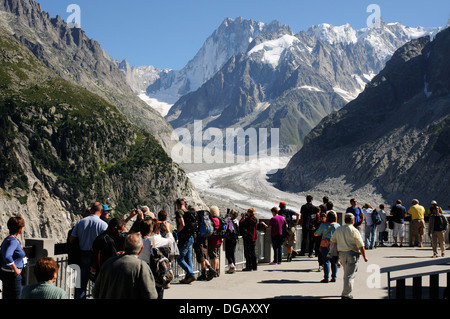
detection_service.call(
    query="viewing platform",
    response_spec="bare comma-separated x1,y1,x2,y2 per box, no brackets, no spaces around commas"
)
164,245,449,299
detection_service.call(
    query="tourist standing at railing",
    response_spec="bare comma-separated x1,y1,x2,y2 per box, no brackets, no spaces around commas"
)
224,209,239,274
240,208,258,271
208,206,223,276
330,213,368,299
175,198,197,284
20,257,67,299
299,195,320,258
278,202,299,262
377,204,388,247
69,202,108,299
345,198,365,231
362,203,376,249
407,199,426,247
390,200,407,247
261,207,287,265
0,216,27,299
90,217,126,282
428,203,448,258
428,201,444,216
315,208,340,283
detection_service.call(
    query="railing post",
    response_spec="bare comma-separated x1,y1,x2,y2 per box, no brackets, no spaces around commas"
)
396,279,406,299
24,238,56,285
412,276,422,299
430,274,439,299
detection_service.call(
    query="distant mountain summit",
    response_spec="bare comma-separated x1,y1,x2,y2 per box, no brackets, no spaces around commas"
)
275,26,450,207
150,18,441,153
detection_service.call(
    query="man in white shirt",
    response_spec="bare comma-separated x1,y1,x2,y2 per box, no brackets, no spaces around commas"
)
331,213,368,299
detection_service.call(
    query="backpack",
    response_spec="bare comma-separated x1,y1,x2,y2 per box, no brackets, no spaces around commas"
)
181,209,198,238
198,210,214,238
224,218,238,239
214,216,227,238
372,209,382,225
149,240,174,288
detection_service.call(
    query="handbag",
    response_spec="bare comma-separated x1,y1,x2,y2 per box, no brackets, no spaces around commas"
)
327,242,339,259
319,224,334,248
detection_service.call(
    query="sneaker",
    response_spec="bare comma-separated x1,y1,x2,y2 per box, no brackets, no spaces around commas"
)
419,243,423,248
320,279,329,283
227,267,236,274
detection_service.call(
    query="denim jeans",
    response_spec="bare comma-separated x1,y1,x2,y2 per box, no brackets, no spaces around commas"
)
365,224,376,248
75,250,92,299
177,235,195,278
271,235,283,263
0,270,22,299
339,251,360,298
320,247,337,280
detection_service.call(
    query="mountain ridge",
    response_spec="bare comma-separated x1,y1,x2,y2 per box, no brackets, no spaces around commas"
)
274,27,450,207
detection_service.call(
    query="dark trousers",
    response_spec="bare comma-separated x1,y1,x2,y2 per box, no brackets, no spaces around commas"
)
243,239,257,270
271,235,284,263
0,270,22,299
301,228,315,256
225,237,237,265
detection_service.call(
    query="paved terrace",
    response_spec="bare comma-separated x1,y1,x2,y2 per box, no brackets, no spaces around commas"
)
165,245,449,299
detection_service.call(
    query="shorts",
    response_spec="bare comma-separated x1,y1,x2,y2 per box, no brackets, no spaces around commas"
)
208,243,221,260
283,227,297,246
392,222,405,238
193,237,208,263
411,219,425,236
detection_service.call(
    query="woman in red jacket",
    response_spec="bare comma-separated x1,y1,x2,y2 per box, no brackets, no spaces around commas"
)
240,208,258,271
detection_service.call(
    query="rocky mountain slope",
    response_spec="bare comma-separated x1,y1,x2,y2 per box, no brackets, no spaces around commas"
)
274,27,450,208
0,0,175,152
161,18,441,153
0,1,205,242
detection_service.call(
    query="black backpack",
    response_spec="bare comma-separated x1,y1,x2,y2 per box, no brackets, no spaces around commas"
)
214,216,227,238
182,209,199,238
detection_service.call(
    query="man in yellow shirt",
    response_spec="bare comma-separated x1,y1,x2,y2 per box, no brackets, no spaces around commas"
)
330,213,368,299
407,199,426,247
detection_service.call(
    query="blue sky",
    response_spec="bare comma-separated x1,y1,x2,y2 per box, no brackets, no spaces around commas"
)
36,0,449,70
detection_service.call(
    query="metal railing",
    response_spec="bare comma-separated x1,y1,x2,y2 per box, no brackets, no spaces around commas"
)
2,217,447,299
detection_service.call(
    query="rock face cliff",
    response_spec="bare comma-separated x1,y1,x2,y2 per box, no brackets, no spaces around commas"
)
0,1,205,242
0,0,175,152
275,27,450,208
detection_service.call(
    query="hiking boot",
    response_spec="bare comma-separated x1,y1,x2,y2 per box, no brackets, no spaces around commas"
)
197,270,207,281
206,268,216,281
180,276,196,284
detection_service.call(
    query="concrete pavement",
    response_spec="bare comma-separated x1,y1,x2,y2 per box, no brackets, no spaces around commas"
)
164,245,449,299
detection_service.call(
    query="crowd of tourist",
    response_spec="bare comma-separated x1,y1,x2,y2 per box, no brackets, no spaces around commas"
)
1,196,448,300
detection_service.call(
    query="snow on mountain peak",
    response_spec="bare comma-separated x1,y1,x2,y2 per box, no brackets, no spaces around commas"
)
308,22,357,44
247,34,299,67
